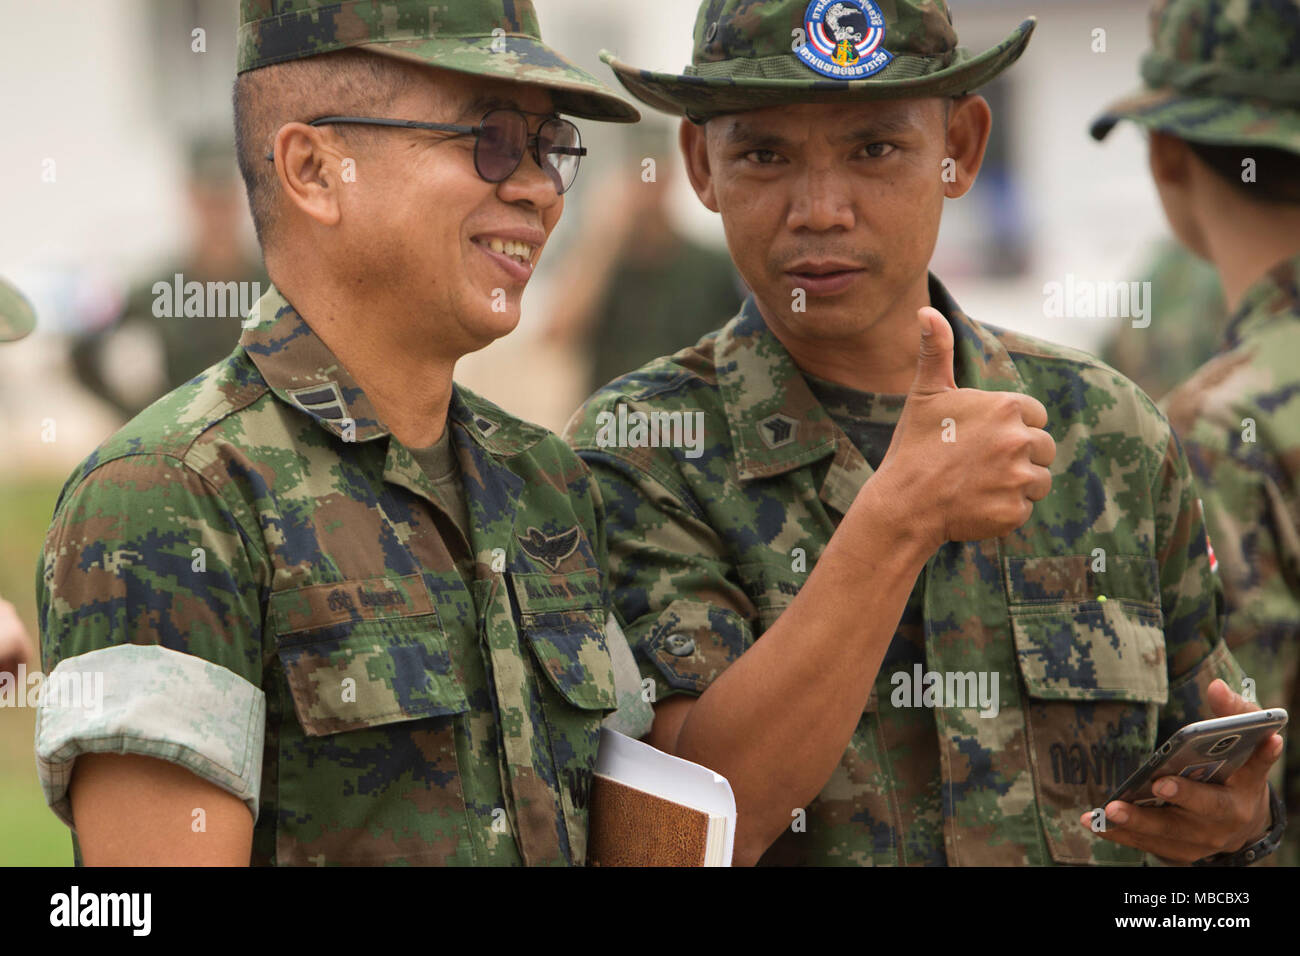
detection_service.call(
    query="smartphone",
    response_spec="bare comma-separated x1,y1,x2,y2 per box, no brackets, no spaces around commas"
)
1105,709,1288,807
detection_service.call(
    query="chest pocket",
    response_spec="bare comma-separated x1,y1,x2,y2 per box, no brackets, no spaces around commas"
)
509,568,616,864
267,573,473,866
510,569,617,710
1006,554,1168,865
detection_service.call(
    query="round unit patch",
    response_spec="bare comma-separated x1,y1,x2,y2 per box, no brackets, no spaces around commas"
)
798,0,893,80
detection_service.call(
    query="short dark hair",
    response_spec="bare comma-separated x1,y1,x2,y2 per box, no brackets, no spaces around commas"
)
1184,140,1300,205
232,49,420,249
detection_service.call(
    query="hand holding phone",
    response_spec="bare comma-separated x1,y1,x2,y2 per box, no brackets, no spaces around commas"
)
1105,708,1288,807
1079,680,1286,864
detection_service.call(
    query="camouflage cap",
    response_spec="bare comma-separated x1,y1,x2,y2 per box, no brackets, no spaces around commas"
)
600,0,1035,122
1091,0,1300,154
237,0,639,123
0,277,36,343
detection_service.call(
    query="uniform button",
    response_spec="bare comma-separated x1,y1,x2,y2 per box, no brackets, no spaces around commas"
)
664,633,695,657
705,21,718,42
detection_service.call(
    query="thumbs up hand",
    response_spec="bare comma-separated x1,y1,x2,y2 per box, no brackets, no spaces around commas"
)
863,307,1057,551
910,306,959,395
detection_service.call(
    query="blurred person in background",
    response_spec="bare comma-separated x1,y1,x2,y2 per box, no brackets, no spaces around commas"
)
69,135,268,420
0,277,37,678
1093,0,1300,864
1098,239,1226,401
542,121,743,394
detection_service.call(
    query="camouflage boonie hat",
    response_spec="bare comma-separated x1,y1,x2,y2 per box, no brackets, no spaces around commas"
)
1091,0,1300,154
601,0,1036,122
0,278,36,343
237,0,639,123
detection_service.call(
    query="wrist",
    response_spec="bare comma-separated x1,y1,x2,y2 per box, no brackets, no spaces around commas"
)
1194,784,1286,866
840,473,940,574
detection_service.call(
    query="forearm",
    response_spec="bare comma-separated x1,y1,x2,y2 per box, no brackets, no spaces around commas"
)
673,481,934,865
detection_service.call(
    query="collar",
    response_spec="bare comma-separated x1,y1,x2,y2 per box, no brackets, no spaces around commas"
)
715,274,1027,512
239,284,544,459
1222,253,1300,351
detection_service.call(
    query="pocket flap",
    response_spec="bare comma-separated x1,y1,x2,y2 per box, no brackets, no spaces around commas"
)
1011,602,1168,703
521,608,617,711
1006,554,1168,704
270,576,468,736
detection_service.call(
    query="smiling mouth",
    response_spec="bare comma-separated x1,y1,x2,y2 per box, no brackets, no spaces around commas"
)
473,237,537,266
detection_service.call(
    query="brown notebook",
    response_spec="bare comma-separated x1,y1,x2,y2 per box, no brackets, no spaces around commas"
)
587,729,735,867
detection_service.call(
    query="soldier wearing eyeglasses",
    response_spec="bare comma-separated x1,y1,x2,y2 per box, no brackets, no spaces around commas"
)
34,0,652,866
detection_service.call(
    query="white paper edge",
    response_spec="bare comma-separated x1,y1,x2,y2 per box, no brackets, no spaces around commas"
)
595,727,737,866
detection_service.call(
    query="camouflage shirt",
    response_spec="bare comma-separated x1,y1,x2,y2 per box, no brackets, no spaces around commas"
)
566,273,1244,866
36,285,650,866
1163,253,1300,866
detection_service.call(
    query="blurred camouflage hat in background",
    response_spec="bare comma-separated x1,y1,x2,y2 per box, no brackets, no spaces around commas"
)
0,278,36,343
1091,0,1300,153
237,0,640,122
601,0,1036,122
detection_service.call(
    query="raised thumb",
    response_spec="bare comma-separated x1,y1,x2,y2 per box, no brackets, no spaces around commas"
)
911,306,957,394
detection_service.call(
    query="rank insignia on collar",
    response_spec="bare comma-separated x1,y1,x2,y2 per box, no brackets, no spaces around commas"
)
474,415,499,438
798,0,893,80
759,413,798,449
287,382,347,421
518,526,581,571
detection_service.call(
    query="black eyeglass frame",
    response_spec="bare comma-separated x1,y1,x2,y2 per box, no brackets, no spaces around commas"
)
263,108,588,194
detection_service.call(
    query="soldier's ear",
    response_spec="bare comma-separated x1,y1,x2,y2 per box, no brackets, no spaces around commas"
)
272,122,345,229
1146,132,1211,259
680,118,720,213
943,95,992,200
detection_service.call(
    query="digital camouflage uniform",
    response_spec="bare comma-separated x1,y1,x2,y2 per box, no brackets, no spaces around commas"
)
35,0,650,866
38,287,650,866
1162,257,1300,866
567,279,1241,866
235,0,639,122
568,0,1250,865
1093,0,1300,866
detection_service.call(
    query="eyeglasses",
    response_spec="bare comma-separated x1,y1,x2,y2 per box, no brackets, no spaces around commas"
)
264,108,587,195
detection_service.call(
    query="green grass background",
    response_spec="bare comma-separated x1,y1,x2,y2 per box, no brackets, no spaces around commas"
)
1,477,75,865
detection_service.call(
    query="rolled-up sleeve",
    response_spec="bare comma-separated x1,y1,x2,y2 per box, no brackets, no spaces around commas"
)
36,643,266,826
35,452,269,827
